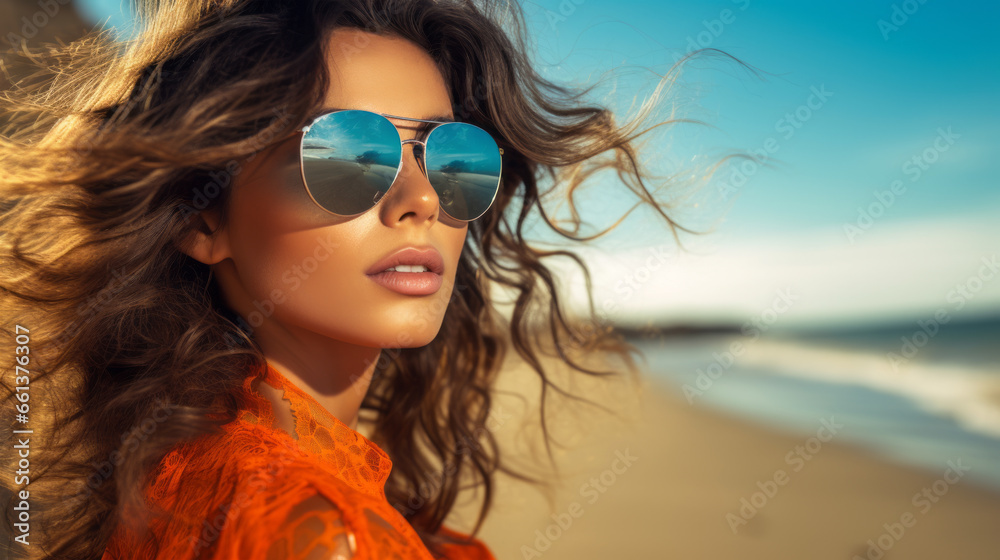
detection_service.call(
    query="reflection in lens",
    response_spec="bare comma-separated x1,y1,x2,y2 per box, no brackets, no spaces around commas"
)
301,110,402,215
425,123,502,221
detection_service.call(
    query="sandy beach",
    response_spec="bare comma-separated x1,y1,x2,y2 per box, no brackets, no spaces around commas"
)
448,338,1000,560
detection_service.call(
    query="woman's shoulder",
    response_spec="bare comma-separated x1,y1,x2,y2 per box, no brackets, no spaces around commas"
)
111,417,430,560
434,526,498,560
140,419,422,559
103,418,326,553
263,491,498,560
107,406,496,560
146,414,310,502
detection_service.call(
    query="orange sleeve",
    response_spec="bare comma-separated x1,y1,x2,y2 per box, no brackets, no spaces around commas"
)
122,422,494,560
258,486,496,560
265,492,357,560
255,485,416,560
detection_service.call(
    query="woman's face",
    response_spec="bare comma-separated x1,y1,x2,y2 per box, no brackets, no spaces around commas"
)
193,29,467,349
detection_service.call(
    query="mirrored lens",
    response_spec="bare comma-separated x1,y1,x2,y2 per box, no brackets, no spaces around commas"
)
300,110,402,216
425,123,502,221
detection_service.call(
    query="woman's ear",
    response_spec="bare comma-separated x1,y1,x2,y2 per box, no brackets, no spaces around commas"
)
176,208,230,265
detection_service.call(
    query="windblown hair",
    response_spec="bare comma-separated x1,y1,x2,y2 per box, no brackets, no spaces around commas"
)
0,0,747,558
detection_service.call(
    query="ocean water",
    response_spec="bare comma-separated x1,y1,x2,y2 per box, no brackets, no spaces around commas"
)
626,316,1000,491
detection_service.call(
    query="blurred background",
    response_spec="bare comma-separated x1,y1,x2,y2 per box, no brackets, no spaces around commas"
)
4,0,997,558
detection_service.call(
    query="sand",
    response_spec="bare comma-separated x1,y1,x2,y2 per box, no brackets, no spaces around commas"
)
447,339,1000,560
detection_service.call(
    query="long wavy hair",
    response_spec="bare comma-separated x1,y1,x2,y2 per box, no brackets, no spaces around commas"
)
0,0,749,558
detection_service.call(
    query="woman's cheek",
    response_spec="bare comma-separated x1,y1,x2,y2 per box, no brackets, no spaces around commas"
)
267,234,352,302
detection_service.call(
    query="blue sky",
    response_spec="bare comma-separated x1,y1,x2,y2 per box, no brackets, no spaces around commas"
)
519,0,998,234
77,0,1000,326
516,0,1000,326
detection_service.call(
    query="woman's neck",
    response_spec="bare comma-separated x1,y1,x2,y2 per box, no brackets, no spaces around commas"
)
253,323,380,431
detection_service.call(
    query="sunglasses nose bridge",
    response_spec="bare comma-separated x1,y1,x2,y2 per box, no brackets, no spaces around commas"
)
387,138,446,222
399,138,427,176
400,138,425,150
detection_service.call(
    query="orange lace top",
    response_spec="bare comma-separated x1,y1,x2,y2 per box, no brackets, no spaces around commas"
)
101,361,495,560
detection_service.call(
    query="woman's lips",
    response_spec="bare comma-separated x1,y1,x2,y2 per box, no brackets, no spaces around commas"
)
365,269,443,295
364,246,445,295
364,246,445,276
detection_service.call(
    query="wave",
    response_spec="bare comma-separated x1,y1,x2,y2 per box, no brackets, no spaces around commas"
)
732,337,1000,440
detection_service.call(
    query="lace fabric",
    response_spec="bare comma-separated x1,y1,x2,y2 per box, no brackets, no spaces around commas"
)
100,361,495,560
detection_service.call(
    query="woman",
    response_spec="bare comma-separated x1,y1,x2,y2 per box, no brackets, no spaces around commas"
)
0,0,730,558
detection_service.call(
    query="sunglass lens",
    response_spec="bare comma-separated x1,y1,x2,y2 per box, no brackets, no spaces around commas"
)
301,110,402,216
425,122,502,221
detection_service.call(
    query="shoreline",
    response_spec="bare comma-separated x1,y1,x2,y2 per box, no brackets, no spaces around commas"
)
450,345,1000,560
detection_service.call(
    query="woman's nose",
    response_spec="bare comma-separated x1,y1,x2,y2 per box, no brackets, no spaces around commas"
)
378,141,440,225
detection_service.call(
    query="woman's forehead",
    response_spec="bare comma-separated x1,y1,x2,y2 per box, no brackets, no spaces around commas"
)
321,30,454,126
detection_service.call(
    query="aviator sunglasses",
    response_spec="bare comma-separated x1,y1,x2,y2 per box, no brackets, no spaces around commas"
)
298,109,504,222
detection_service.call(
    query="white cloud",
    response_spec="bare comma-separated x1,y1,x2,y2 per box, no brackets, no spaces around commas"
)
544,211,1000,327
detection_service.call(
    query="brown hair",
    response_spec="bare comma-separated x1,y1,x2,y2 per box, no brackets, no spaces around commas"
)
0,0,750,558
